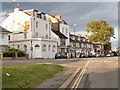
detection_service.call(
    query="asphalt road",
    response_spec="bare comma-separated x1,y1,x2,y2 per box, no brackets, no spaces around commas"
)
77,57,118,88
2,58,88,66
2,57,119,89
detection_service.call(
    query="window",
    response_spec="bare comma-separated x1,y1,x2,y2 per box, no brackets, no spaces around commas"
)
35,44,40,47
24,45,27,52
46,34,48,39
2,34,4,39
46,24,48,30
48,45,51,51
81,43,84,48
42,44,46,52
62,28,64,33
8,35,10,40
36,22,38,28
66,28,67,34
24,33,27,39
60,38,65,45
18,45,20,49
36,33,39,38
52,45,56,52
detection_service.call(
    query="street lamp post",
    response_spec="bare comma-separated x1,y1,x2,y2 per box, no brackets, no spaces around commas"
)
31,40,33,59
74,24,77,58
74,24,76,35
12,0,15,60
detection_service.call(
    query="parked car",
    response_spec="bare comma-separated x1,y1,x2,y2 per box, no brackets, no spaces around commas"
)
112,51,118,56
55,52,67,59
96,54,100,57
88,53,93,58
79,53,86,58
106,53,114,57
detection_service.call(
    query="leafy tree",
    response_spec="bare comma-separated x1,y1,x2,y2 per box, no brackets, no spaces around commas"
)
86,20,115,45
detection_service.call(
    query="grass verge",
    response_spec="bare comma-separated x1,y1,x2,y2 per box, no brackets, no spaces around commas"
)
2,63,63,88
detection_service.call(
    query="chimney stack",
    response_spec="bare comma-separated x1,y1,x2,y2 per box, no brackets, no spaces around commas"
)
52,14,61,20
14,4,20,12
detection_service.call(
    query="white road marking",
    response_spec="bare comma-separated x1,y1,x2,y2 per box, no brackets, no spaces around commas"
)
114,62,118,65
75,68,86,89
71,60,91,90
91,60,113,63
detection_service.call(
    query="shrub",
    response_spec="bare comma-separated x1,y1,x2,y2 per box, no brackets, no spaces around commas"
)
17,51,26,57
3,51,15,57
3,48,26,57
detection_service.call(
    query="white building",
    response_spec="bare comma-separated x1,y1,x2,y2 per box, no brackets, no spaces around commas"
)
45,14,70,54
0,26,11,54
69,34,95,57
2,5,58,59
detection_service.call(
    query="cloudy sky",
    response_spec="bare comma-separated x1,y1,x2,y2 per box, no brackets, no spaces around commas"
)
0,2,118,48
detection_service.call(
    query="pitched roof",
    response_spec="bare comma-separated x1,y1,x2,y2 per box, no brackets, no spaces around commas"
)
0,26,11,33
70,38,83,43
70,33,79,37
52,30,68,39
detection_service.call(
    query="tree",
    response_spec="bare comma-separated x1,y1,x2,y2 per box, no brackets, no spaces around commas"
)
86,20,115,45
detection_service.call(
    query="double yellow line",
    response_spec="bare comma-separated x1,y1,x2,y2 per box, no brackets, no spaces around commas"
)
71,60,91,90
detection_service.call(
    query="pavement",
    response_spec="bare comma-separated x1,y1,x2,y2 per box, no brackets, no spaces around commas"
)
36,66,77,88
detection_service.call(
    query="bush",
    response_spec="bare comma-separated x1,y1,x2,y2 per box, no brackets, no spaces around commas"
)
17,51,26,57
3,48,26,57
3,51,15,57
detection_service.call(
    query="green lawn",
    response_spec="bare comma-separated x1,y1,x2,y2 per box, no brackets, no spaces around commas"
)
2,63,63,88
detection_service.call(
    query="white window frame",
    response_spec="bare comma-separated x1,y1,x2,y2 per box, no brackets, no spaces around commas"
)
48,45,51,51
42,44,47,52
52,45,56,52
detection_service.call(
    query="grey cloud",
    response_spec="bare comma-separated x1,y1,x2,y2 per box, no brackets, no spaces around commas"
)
1,2,118,48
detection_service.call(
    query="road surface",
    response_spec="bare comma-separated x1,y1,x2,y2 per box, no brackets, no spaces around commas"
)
2,57,119,89
70,57,118,89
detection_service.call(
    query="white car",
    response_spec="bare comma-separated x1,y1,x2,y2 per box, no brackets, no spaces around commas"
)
106,53,113,57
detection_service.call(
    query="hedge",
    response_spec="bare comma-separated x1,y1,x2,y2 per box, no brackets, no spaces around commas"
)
3,48,26,57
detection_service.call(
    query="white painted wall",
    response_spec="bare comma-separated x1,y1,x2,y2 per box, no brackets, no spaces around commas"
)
2,8,32,41
9,39,57,59
3,8,58,59
0,33,8,45
40,40,57,58
2,9,31,32
60,23,70,46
